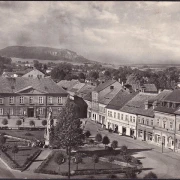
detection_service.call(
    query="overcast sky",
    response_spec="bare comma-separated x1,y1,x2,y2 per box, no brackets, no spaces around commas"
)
0,1,180,64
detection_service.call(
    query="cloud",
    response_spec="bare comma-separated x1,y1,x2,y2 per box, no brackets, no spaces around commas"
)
0,1,180,64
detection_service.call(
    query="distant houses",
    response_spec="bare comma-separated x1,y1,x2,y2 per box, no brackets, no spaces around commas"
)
22,68,45,79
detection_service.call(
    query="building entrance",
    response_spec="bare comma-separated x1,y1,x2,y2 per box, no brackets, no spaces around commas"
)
28,108,34,117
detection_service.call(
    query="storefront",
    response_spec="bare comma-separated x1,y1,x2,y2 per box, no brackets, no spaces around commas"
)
137,125,154,142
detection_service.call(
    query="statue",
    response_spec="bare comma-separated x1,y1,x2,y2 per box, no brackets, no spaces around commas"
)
44,107,53,147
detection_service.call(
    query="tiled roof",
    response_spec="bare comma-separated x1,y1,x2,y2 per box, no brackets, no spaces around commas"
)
0,77,67,94
70,83,86,93
98,86,123,105
93,80,117,92
83,92,92,101
57,80,79,90
163,89,180,102
143,84,157,92
77,84,95,98
120,93,157,117
106,90,138,110
154,106,178,114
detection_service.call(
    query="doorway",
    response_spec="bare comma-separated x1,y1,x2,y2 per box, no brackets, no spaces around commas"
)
144,131,146,141
122,127,126,135
28,108,34,117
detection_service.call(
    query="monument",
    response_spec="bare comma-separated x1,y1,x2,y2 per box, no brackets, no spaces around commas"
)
44,107,53,147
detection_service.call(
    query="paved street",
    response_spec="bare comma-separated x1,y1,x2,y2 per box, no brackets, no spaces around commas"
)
84,119,180,179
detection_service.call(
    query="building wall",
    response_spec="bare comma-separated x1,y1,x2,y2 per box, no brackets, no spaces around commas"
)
153,111,175,150
98,103,106,126
106,108,137,137
0,94,67,119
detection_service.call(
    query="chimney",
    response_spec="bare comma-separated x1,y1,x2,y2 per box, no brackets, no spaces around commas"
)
122,81,124,86
110,86,114,90
158,89,163,94
118,78,121,83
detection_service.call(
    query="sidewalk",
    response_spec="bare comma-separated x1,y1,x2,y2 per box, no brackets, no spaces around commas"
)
26,148,52,172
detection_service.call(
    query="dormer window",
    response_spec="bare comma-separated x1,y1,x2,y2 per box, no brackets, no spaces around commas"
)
110,86,114,90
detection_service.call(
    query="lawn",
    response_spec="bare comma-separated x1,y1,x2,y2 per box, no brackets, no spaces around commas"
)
0,129,45,141
39,150,123,175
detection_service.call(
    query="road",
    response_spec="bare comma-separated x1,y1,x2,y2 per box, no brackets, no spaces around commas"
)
84,120,180,179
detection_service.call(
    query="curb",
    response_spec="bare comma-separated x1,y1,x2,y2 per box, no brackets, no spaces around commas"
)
0,156,20,172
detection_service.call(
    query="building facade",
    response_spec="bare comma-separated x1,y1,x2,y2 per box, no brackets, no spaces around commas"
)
22,69,45,79
0,77,68,120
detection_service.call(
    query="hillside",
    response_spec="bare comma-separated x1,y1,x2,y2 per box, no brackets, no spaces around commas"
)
0,46,94,64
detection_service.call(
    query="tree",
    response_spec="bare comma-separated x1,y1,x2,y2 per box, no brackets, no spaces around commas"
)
92,154,99,172
95,133,102,145
29,120,35,127
88,71,99,80
108,156,115,170
12,145,19,161
143,172,158,179
54,152,66,174
16,120,22,128
121,145,128,156
2,118,8,126
102,136,110,148
0,135,6,148
53,98,84,179
74,153,83,170
111,140,118,150
42,120,47,126
78,72,86,81
85,130,91,138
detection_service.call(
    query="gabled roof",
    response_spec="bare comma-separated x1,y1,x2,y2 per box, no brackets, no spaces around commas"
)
83,92,92,101
0,77,67,94
143,84,157,92
22,68,44,76
163,89,180,102
93,80,116,92
77,84,95,98
120,93,157,117
70,83,86,93
106,90,138,110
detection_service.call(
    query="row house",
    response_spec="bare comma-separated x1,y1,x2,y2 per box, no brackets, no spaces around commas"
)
106,89,138,135
137,90,172,144
154,89,180,151
0,77,68,120
84,80,123,124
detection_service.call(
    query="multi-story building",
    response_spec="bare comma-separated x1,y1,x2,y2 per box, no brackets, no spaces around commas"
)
0,77,68,120
106,89,138,134
137,90,172,143
154,89,178,151
90,80,123,123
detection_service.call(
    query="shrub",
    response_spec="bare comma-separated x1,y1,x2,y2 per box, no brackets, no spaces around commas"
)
16,120,22,128
102,136,110,148
111,140,118,150
143,172,158,179
85,130,91,138
29,120,35,127
42,120,47,126
89,139,94,145
107,174,118,179
2,119,8,126
121,145,128,155
95,133,102,143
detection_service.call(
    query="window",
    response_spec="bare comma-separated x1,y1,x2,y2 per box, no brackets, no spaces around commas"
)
121,114,124,120
130,116,132,122
0,98,3,104
125,115,128,121
142,118,145,124
114,112,116,118
170,122,173,130
9,97,14,104
147,133,152,141
118,113,120,120
58,108,61,113
10,108,13,115
179,124,180,131
133,116,135,123
0,108,3,115
151,120,153,126
147,119,149,125
19,108,23,115
19,96,24,104
163,121,166,129
138,117,141,123
39,108,43,115
157,119,159,126
49,97,53,104
39,96,43,104
29,97,33,104
57,97,62,104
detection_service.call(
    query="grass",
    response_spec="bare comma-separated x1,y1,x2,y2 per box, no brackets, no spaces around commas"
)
0,129,45,141
41,150,122,174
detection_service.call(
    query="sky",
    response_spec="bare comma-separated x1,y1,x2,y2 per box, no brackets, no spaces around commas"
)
0,1,180,64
